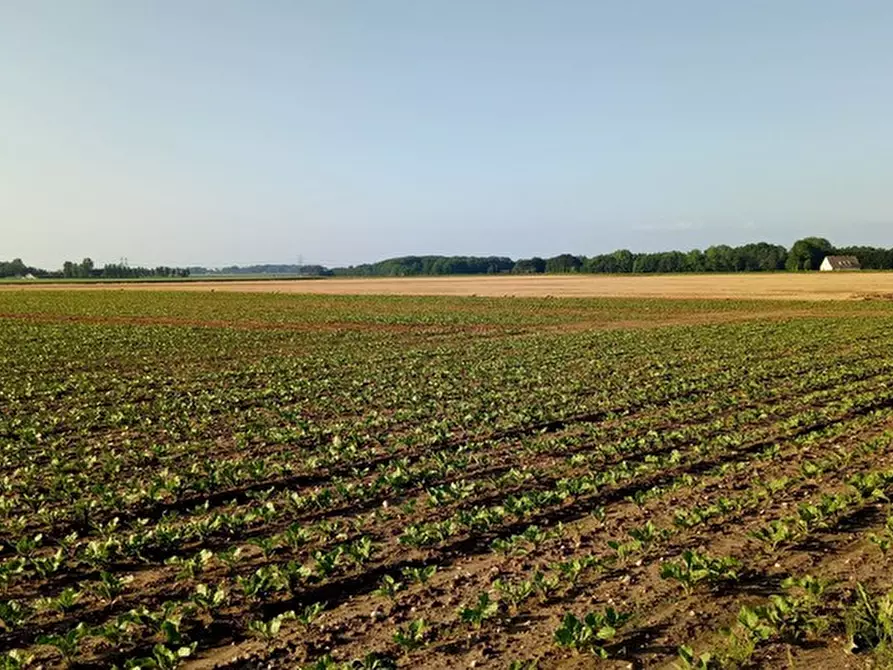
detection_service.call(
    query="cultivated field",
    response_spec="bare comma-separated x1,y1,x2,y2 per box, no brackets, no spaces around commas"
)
3,291,893,669
6,271,893,300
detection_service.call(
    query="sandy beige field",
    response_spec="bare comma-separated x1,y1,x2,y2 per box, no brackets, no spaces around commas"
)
5,273,893,300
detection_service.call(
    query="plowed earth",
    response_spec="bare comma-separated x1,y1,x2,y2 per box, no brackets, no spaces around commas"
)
3,291,893,669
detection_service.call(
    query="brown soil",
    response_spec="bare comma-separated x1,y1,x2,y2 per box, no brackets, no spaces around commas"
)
6,296,893,670
12,368,893,670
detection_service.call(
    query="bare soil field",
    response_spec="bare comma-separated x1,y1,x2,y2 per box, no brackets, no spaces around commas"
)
6,273,893,300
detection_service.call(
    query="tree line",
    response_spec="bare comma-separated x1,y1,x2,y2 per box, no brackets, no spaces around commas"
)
330,256,514,277
331,238,891,276
189,264,332,276
2,238,892,279
0,257,190,279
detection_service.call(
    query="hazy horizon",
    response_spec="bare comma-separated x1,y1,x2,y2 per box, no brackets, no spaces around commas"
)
4,1,893,269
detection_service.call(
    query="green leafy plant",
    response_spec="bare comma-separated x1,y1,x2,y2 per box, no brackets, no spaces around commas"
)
494,578,535,611
12,534,42,559
297,601,326,628
553,555,599,586
237,566,288,600
845,584,893,655
869,515,893,554
166,549,213,580
247,611,296,642
553,608,632,657
374,574,405,600
749,519,795,551
628,521,665,548
607,538,642,564
347,536,374,563
96,613,141,647
393,618,427,651
282,523,311,551
216,546,244,573
37,587,83,614
344,652,397,670
88,571,133,603
312,546,344,578
850,471,893,501
0,650,33,670
123,642,197,670
37,622,91,665
0,559,25,593
190,583,228,612
0,600,28,630
249,535,281,560
30,548,64,578
660,550,739,594
458,592,499,628
532,571,560,600
675,645,717,670
401,565,437,585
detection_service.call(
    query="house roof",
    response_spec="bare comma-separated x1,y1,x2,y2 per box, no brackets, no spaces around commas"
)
822,255,861,269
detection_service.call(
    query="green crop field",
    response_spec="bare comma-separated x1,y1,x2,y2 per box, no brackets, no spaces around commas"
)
3,291,893,669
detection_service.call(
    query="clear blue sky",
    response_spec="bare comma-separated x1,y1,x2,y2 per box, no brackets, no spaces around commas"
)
3,1,893,268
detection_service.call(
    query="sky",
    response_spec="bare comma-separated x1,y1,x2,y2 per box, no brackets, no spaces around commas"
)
3,1,893,269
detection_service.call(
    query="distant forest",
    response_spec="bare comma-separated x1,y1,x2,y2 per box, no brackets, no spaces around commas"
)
0,257,190,279
189,263,331,276
2,238,892,279
330,237,893,276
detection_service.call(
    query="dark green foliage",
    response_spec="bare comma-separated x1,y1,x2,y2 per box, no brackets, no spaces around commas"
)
836,245,893,270
512,256,547,273
545,254,583,273
553,608,632,656
334,255,515,276
786,237,835,271
0,258,44,278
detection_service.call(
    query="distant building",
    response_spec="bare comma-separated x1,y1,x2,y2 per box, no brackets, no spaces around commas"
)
820,255,861,272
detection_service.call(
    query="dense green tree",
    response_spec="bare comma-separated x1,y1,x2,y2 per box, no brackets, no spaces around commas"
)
545,254,583,273
631,254,659,273
333,255,514,277
737,242,788,271
611,250,635,273
580,242,791,274
584,249,636,273
512,257,546,274
835,246,893,270
703,245,736,272
101,263,190,278
582,255,614,272
657,251,687,273
0,258,28,277
684,249,706,272
786,238,834,271
0,259,48,278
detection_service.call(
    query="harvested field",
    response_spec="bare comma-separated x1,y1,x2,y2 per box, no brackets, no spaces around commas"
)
3,290,893,669
5,271,893,300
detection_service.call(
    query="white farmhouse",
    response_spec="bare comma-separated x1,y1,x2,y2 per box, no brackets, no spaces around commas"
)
820,255,861,272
